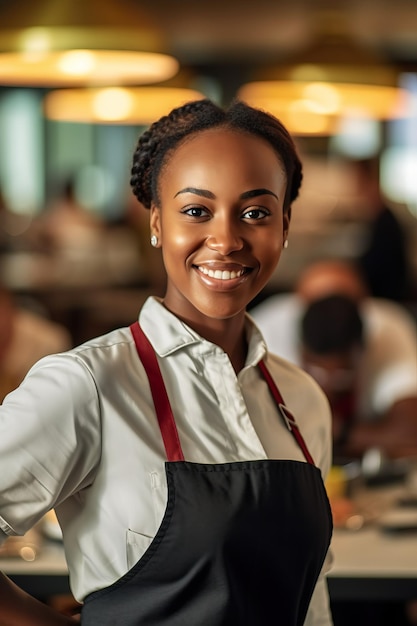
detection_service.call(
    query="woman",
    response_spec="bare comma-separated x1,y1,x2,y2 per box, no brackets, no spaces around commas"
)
0,99,333,625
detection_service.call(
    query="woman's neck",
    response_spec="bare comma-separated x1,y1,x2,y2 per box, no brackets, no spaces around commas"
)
165,304,249,373
205,322,249,374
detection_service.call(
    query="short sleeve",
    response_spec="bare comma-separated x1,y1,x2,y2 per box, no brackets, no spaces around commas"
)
0,353,101,539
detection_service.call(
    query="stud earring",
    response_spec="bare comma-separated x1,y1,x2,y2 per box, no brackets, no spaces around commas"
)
150,235,158,247
283,239,289,249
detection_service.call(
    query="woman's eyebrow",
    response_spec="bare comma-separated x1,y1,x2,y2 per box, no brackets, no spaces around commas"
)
240,188,279,200
174,187,279,201
174,187,215,199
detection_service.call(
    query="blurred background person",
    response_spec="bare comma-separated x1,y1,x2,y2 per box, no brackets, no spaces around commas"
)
0,283,72,403
250,259,417,459
28,175,107,285
300,293,417,459
30,176,105,257
350,157,413,303
300,294,364,460
0,187,33,254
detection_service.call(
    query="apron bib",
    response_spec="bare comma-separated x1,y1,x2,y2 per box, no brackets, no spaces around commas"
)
82,322,332,625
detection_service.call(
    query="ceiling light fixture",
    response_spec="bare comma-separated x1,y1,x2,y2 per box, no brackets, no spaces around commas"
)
238,11,408,135
0,0,179,87
43,86,206,125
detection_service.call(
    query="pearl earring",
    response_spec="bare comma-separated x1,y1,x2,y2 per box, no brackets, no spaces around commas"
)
283,239,289,249
150,235,158,247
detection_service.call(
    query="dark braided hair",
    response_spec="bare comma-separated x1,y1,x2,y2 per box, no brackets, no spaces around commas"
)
130,98,303,213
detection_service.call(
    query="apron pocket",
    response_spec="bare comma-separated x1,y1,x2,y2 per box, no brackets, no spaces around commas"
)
126,529,153,569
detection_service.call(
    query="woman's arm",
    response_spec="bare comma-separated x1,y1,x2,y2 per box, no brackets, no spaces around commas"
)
0,572,79,625
304,552,334,626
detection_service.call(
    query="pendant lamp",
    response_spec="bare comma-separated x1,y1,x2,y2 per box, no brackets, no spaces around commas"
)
0,0,179,86
238,11,408,135
43,85,206,125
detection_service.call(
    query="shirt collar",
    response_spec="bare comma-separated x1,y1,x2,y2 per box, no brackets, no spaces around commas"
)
138,296,267,366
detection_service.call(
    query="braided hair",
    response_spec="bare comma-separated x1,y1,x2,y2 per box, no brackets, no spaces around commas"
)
130,98,303,213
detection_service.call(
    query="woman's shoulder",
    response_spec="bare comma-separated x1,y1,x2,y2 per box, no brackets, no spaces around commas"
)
263,351,332,463
263,351,332,476
264,350,326,399
22,325,137,395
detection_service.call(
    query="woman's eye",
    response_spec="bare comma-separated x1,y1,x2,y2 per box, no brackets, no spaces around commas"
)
242,207,270,220
183,206,209,218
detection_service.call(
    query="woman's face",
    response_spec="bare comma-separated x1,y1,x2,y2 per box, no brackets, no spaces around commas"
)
150,127,289,326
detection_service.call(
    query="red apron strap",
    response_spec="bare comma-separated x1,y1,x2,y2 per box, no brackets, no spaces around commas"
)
130,321,313,465
258,360,315,466
130,321,185,462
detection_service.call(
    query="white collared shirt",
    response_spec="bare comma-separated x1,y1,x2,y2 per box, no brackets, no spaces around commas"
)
0,297,332,624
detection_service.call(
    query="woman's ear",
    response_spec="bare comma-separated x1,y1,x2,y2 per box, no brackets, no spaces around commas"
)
283,209,291,242
150,204,162,242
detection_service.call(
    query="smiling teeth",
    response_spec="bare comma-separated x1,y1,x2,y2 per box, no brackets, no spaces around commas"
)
198,266,245,280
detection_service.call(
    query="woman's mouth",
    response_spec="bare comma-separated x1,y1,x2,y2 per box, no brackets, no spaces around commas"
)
196,265,248,281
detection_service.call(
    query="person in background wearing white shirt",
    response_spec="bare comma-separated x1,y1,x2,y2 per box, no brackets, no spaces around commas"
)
250,259,417,459
0,99,333,625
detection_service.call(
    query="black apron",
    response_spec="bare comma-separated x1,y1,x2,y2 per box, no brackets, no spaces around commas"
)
81,321,332,625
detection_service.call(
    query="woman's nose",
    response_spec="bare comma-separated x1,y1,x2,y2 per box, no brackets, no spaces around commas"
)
206,218,244,255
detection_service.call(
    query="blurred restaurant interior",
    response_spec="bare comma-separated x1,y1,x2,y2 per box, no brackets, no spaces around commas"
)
0,0,417,344
1,2,417,623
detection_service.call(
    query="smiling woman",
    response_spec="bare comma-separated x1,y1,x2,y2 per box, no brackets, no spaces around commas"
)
148,128,288,353
0,99,333,626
